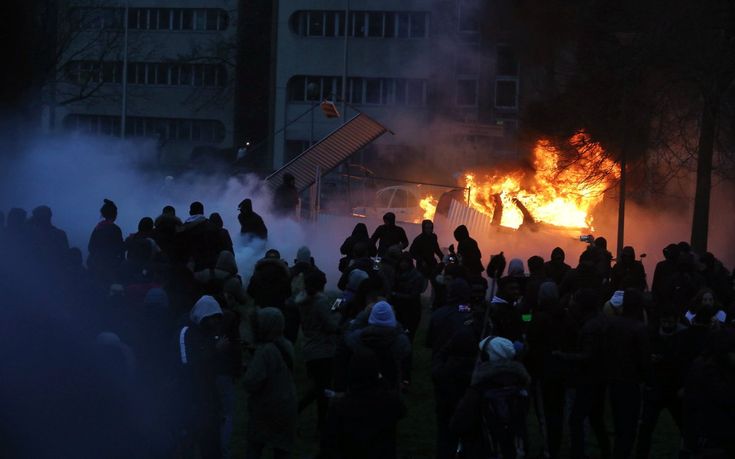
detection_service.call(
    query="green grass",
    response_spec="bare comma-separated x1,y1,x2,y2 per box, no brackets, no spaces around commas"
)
230,297,682,459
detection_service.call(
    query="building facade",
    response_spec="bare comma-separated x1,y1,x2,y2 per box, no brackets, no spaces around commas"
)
50,0,238,165
271,0,521,175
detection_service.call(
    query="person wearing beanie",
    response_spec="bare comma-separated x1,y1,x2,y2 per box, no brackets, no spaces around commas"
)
290,245,324,282
336,301,410,392
238,198,268,241
322,349,406,459
451,336,530,459
243,307,297,458
87,199,124,285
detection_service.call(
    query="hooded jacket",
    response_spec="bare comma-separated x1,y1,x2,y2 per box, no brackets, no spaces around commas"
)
238,200,268,240
453,225,484,275
243,307,297,450
297,291,339,362
370,215,409,257
247,257,292,309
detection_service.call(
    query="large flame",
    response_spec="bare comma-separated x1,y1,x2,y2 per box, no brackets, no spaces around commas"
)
463,133,620,229
420,195,438,221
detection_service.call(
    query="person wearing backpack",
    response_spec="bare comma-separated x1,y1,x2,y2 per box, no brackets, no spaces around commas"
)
451,337,530,459
243,307,297,459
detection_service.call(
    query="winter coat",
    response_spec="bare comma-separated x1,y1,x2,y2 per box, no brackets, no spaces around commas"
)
177,216,219,270
426,304,475,363
247,258,292,309
559,263,603,299
336,325,411,391
611,260,647,292
556,313,608,386
454,226,483,275
243,308,297,450
370,224,409,257
297,292,339,362
489,298,524,342
391,267,426,315
340,228,374,259
525,302,577,382
544,259,571,286
409,232,443,277
238,210,268,240
603,315,650,384
153,213,181,258
87,220,124,282
323,382,406,459
338,257,374,291
194,251,240,295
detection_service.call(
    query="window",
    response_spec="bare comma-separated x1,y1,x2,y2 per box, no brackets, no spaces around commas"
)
288,76,426,106
377,189,394,207
290,11,430,38
392,189,409,208
349,78,364,104
497,45,518,76
365,79,382,104
67,60,226,87
64,115,225,142
457,78,478,106
495,79,518,108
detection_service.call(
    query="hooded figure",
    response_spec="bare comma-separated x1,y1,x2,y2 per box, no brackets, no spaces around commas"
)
391,253,427,341
88,199,124,284
409,219,444,278
545,247,571,286
238,198,268,240
451,337,530,459
209,212,234,255
370,212,409,257
340,223,375,263
453,225,483,275
243,307,297,457
272,173,299,217
610,245,647,291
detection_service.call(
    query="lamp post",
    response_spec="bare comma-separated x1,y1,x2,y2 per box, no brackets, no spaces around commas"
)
615,32,636,260
120,0,129,138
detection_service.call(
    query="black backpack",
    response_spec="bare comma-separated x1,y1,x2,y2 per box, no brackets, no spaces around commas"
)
480,385,529,457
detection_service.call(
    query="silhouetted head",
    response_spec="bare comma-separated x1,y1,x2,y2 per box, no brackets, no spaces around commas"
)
138,217,154,233
421,219,434,235
162,205,176,216
189,201,204,216
31,205,53,227
594,237,607,250
209,213,224,229
550,247,565,262
100,199,117,221
265,249,281,260
383,212,396,226
662,243,679,262
677,241,691,254
238,199,253,213
527,255,545,276
621,246,636,264
352,223,369,238
453,225,470,242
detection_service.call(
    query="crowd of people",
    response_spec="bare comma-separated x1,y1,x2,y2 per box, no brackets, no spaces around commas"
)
0,199,733,459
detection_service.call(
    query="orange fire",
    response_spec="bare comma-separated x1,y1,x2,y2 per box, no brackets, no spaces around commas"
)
420,195,438,221
461,132,620,230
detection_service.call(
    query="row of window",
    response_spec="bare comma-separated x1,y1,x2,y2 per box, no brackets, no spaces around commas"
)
289,76,427,106
290,11,430,38
71,7,229,31
63,114,226,143
455,78,519,108
65,61,228,88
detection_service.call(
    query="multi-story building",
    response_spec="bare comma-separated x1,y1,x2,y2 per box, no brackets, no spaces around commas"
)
50,1,238,165
271,0,521,176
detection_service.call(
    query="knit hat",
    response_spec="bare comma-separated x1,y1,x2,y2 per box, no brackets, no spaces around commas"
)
368,301,397,328
479,336,516,362
190,295,223,325
347,269,369,292
296,246,311,264
609,290,624,309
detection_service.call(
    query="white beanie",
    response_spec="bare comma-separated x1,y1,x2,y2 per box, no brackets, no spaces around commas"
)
190,295,223,325
479,336,516,362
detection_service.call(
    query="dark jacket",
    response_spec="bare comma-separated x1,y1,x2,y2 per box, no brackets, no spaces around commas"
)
603,315,650,383
409,232,443,277
177,216,219,270
153,213,181,258
556,313,608,386
525,302,577,382
336,325,411,391
454,226,483,275
238,210,268,240
87,220,124,281
489,298,524,342
370,224,409,257
338,256,374,291
297,292,339,362
340,224,374,259
247,258,292,309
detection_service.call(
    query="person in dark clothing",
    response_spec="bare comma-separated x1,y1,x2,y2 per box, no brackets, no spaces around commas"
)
409,219,444,278
666,252,707,315
208,212,234,255
296,270,338,436
700,252,733,308
153,205,182,259
427,278,477,459
339,223,374,271
124,217,156,261
178,202,220,271
559,249,604,301
651,244,680,326
27,205,70,267
591,236,613,281
555,288,611,459
290,246,323,280
238,199,268,241
522,255,548,315
635,308,686,459
247,252,295,341
370,212,409,257
604,288,650,459
88,199,124,285
272,173,299,218
544,247,570,286
322,349,406,459
611,246,647,292
526,282,576,459
336,302,411,392
451,337,531,459
177,296,225,459
682,329,735,458
489,276,524,342
337,242,375,291
391,253,426,384
454,225,483,276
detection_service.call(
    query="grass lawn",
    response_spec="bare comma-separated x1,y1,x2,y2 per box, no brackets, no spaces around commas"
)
229,298,682,459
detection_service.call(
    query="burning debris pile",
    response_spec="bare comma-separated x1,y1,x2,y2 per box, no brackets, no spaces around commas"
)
420,133,621,230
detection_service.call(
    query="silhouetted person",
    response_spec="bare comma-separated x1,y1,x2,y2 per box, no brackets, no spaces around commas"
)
209,212,234,255
272,173,299,218
611,246,647,292
28,205,69,267
545,247,571,286
125,217,155,261
247,249,294,341
238,199,268,240
454,225,483,276
370,212,408,258
153,205,181,259
409,219,444,282
179,202,219,270
88,199,124,285
340,223,374,272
